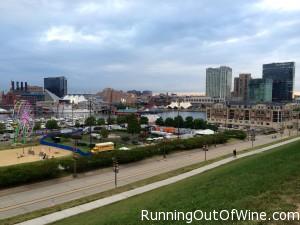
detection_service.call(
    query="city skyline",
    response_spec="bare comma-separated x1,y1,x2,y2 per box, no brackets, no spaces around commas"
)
0,0,300,93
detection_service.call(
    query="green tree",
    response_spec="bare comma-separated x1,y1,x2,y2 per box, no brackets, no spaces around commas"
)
85,116,96,126
174,115,184,128
100,128,109,138
97,118,106,126
117,116,127,124
140,116,149,125
207,123,218,131
155,117,164,126
164,117,175,127
193,119,206,129
184,116,194,129
46,120,59,130
75,121,81,128
116,103,127,110
107,117,116,125
127,114,141,134
33,122,41,131
0,123,5,134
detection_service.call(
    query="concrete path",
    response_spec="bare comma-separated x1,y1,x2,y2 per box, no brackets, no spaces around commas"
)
15,136,300,225
0,132,294,219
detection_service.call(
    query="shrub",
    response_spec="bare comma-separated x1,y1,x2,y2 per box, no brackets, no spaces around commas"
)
77,142,88,147
223,130,247,140
89,143,95,148
85,116,97,126
121,136,130,142
0,160,60,188
100,128,109,138
46,120,59,130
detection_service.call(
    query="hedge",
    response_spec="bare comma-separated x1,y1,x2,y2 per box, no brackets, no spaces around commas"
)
0,131,244,188
223,130,247,140
0,160,60,188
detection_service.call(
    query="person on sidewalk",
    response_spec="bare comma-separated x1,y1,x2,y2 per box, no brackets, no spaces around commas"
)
233,149,237,158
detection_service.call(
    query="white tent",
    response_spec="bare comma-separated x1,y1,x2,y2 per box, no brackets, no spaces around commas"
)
167,102,192,109
0,108,7,113
119,147,130,150
63,95,87,104
194,129,215,135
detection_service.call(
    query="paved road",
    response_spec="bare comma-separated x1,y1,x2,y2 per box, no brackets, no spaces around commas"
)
0,132,294,219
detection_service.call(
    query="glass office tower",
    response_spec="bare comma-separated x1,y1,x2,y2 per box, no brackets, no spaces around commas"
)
44,76,67,98
262,62,295,102
248,78,273,103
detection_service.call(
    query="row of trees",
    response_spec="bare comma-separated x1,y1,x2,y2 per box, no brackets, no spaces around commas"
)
84,114,146,135
155,116,218,131
84,115,148,126
33,120,59,131
31,115,145,135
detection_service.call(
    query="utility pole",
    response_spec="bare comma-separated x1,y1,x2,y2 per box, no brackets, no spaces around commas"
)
71,101,74,127
89,98,92,150
73,139,79,178
177,98,181,139
56,102,59,118
280,111,284,138
108,90,113,125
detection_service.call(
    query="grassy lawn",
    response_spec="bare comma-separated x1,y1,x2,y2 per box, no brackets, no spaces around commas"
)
51,140,300,225
45,132,143,152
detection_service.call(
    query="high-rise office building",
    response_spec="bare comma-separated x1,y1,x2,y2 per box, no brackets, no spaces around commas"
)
206,66,232,99
44,76,67,98
233,73,251,101
262,62,295,102
248,78,272,103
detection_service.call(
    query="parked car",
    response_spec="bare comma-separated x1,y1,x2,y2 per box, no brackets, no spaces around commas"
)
0,135,9,142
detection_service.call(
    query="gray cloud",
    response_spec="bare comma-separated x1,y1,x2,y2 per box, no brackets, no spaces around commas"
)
0,0,300,93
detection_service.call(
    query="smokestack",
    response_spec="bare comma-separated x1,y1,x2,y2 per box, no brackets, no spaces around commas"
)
25,82,28,92
11,81,15,91
21,82,24,91
16,82,20,90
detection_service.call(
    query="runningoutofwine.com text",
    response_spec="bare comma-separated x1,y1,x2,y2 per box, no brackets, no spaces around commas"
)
141,209,300,223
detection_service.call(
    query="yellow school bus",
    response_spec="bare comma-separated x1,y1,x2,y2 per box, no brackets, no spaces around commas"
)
92,142,114,154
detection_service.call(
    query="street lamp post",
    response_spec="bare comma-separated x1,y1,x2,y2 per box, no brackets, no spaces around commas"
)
112,157,119,188
73,140,79,178
203,144,208,161
73,155,77,178
280,119,284,139
280,111,284,138
297,111,299,136
250,129,255,148
163,136,166,159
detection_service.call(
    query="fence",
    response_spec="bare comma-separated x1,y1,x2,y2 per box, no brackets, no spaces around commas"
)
40,131,92,157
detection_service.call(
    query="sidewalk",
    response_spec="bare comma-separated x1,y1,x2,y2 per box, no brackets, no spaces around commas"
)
16,136,300,225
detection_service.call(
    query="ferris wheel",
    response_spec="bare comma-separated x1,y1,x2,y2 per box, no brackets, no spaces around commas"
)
13,100,35,143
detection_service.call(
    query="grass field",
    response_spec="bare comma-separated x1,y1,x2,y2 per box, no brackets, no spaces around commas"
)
45,132,142,152
51,140,300,225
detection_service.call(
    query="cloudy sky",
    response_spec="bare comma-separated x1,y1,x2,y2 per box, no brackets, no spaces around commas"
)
0,0,300,93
